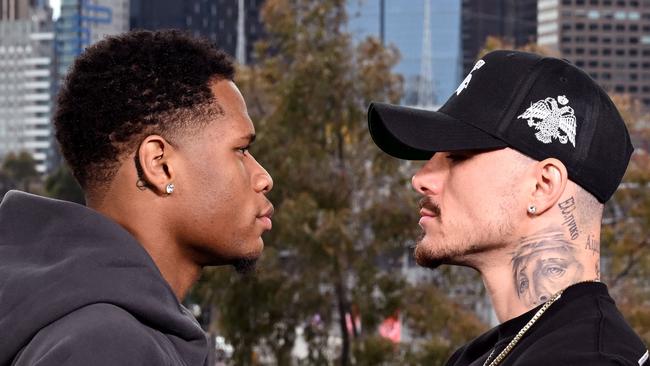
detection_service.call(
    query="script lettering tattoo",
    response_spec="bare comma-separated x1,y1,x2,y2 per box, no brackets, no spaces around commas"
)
512,228,584,307
558,197,580,240
585,234,599,256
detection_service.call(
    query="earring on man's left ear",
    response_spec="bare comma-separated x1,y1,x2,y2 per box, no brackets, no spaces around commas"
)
165,183,175,195
527,204,537,215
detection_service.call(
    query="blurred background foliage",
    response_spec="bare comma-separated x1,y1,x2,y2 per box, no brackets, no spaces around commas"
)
1,0,648,364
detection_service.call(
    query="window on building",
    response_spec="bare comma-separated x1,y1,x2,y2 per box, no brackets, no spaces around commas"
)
603,24,612,30
590,72,598,78
576,23,586,30
630,62,639,68
603,61,612,68
589,60,599,67
576,48,586,54
629,85,639,92
563,48,573,54
615,85,625,92
603,48,612,55
562,0,571,4
630,37,640,44
630,49,639,56
576,60,586,67
602,72,612,79
631,73,639,80
589,23,599,30
630,24,639,31
616,24,625,31
589,36,598,42
589,48,599,55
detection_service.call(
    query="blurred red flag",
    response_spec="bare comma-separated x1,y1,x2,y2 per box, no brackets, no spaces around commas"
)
378,313,400,343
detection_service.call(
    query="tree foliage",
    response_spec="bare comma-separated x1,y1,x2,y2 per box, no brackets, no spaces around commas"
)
0,151,41,195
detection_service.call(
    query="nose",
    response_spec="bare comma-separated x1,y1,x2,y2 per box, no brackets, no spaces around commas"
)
249,154,273,194
411,154,445,196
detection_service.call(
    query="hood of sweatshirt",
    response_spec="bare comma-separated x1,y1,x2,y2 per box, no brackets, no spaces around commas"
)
0,191,207,365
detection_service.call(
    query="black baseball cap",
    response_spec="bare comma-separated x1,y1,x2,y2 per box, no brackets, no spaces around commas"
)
368,50,634,203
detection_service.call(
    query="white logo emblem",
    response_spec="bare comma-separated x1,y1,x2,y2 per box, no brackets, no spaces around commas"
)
455,59,485,96
517,95,577,147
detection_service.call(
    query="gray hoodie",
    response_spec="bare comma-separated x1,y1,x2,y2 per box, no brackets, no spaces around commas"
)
0,191,208,365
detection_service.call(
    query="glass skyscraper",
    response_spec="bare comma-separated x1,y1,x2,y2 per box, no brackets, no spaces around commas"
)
347,0,462,106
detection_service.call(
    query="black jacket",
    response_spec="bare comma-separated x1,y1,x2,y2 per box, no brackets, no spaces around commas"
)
446,282,648,365
0,191,208,365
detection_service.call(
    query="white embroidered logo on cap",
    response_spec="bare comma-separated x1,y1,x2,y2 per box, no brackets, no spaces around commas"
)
455,59,485,96
517,95,577,147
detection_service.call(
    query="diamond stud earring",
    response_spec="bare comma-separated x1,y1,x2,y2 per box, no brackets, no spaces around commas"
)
165,183,175,195
527,204,537,215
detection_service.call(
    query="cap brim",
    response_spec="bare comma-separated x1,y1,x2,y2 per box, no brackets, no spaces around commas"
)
368,102,508,160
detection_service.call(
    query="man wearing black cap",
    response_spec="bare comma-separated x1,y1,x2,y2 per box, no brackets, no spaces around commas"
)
368,50,648,365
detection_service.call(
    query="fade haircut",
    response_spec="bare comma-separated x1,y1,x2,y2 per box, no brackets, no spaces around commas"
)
54,30,235,190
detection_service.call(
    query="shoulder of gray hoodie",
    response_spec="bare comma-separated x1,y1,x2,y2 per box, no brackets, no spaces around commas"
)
0,191,208,366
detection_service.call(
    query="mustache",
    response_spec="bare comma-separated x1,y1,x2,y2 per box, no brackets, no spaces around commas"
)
418,196,441,217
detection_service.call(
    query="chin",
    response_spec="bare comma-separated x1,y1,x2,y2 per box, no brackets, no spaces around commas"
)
414,234,467,269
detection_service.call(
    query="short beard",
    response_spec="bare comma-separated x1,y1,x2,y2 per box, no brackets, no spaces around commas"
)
233,257,258,275
413,199,516,270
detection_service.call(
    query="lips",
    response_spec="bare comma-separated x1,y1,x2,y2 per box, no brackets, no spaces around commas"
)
257,205,274,230
418,197,441,218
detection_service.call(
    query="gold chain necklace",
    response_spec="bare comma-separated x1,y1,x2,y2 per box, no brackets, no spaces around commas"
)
482,290,564,366
483,280,599,366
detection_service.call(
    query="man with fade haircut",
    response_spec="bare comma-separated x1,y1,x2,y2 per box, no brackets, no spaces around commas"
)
0,30,274,365
367,50,648,365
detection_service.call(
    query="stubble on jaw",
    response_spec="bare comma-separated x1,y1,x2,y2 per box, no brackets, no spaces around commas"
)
413,194,517,270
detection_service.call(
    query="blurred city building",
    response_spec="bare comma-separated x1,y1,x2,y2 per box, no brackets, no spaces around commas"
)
55,0,129,83
129,0,264,64
0,0,54,173
538,0,650,109
461,0,538,74
347,0,462,107
49,0,128,171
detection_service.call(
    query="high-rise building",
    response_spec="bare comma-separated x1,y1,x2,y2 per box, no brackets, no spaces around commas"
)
0,2,54,173
129,0,264,64
347,0,463,106
55,0,129,81
538,0,650,109
1,0,30,20
461,0,537,75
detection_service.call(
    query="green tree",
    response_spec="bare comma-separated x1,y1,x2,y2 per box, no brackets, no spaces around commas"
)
193,0,486,365
1,151,40,193
44,164,85,204
601,95,650,345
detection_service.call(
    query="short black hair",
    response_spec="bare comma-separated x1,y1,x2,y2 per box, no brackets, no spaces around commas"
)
54,29,235,189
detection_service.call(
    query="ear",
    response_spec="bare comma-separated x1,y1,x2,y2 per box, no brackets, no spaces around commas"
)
529,158,568,215
137,135,176,196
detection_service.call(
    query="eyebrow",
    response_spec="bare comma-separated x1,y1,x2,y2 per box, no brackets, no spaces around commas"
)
240,133,256,144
